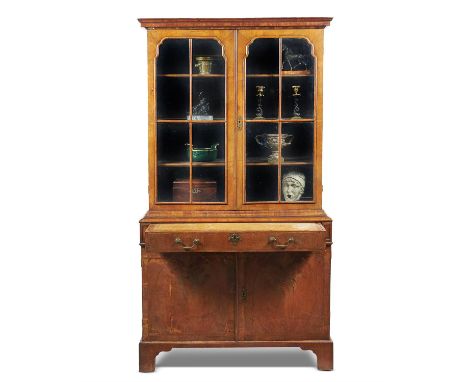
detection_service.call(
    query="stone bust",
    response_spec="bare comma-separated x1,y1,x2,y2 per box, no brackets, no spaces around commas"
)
282,171,305,202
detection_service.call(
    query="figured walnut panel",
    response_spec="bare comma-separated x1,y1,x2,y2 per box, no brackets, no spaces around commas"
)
239,252,328,341
144,253,236,341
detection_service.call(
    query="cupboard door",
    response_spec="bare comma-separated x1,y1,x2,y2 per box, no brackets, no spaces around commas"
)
147,29,236,209
143,253,236,341
238,252,329,340
237,30,324,210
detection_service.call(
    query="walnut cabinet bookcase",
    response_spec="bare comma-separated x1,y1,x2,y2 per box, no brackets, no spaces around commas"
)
138,17,333,372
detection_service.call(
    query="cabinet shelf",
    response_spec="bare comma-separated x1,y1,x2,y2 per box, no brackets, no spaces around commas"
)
158,161,225,167
246,74,279,77
246,159,313,166
246,118,314,123
281,71,314,77
246,157,313,166
246,73,313,78
157,74,225,78
157,119,226,123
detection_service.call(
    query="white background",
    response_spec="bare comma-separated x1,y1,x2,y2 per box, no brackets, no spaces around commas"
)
1,1,468,381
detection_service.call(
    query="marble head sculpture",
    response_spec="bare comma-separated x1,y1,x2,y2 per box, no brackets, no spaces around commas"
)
282,171,306,201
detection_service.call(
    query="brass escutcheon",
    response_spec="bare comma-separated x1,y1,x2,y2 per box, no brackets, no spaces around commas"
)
228,233,241,246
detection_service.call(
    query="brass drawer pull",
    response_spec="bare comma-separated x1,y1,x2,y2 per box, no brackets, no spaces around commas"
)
268,236,295,249
174,237,201,251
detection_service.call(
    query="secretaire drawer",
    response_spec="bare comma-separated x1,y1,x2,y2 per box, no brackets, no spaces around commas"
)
145,222,326,253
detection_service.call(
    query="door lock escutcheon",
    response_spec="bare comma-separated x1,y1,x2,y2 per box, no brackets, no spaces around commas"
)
228,233,241,245
241,287,247,301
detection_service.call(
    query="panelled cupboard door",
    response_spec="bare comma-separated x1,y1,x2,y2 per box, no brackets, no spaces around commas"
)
236,29,324,211
238,252,329,341
147,29,236,210
143,253,236,341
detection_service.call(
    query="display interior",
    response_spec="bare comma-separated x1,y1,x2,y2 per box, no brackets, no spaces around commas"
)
154,37,316,205
245,38,315,203
156,38,226,203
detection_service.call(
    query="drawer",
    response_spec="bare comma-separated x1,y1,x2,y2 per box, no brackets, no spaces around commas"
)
145,222,326,253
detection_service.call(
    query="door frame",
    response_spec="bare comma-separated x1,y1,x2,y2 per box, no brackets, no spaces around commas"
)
147,29,236,211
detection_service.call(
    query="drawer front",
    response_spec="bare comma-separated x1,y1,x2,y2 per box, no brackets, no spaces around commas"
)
145,223,326,253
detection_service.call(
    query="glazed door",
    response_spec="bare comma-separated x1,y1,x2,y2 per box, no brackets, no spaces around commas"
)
147,30,236,210
238,252,329,341
236,30,324,210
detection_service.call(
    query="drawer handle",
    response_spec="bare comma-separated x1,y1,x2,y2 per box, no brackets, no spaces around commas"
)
268,236,295,249
174,237,201,251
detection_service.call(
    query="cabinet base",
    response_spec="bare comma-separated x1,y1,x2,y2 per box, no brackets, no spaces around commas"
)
139,339,333,372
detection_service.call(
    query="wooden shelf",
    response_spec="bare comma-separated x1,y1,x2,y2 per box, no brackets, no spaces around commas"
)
281,161,313,166
158,161,225,167
157,74,189,77
282,118,314,123
246,73,314,78
246,74,279,78
281,71,314,77
245,119,279,123
157,119,226,123
246,159,313,166
157,74,225,78
192,74,225,78
245,118,314,123
190,119,226,123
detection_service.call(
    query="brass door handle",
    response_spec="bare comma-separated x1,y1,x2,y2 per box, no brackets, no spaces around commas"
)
174,237,201,251
268,236,295,249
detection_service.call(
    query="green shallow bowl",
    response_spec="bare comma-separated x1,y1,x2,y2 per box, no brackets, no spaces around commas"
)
185,143,219,162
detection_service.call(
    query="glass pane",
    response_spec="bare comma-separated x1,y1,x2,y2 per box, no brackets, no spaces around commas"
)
246,77,278,120
192,167,225,203
157,77,189,119
192,77,225,120
158,166,190,202
246,38,279,75
282,76,314,119
246,166,278,202
192,39,225,75
157,123,189,164
157,39,189,74
281,164,313,202
192,123,225,164
246,122,279,163
281,122,314,163
281,38,314,73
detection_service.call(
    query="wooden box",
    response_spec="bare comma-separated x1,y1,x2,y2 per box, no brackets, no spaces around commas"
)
173,178,217,202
